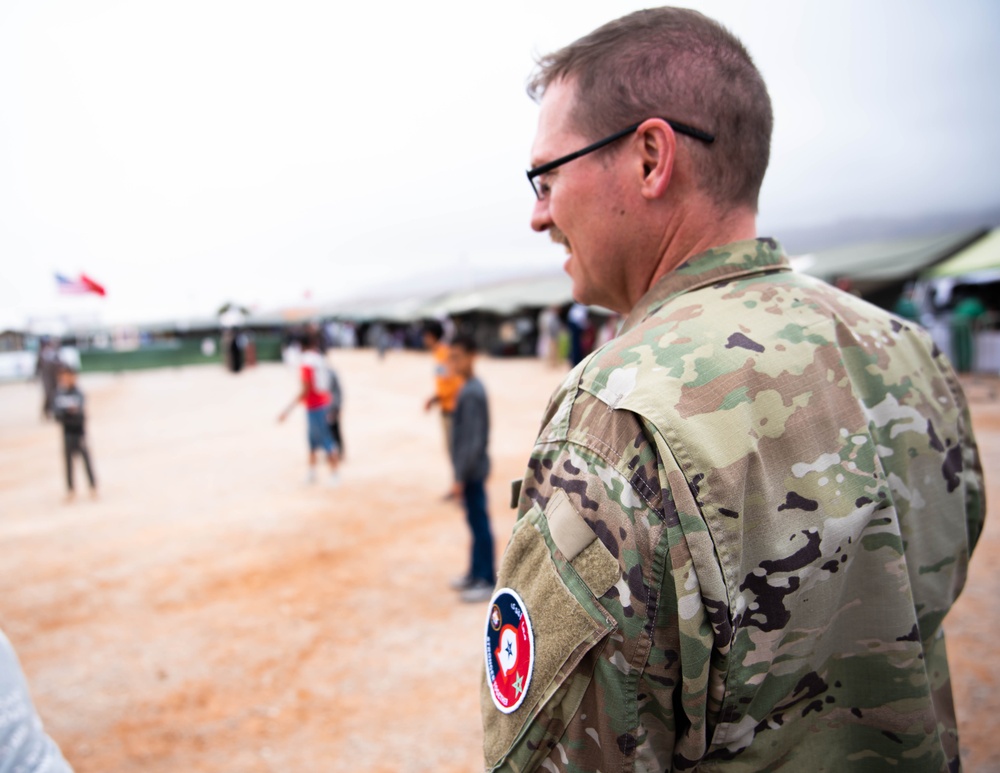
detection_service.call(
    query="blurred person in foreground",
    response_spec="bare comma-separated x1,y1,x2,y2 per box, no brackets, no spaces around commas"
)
0,629,74,772
448,334,495,603
482,8,985,772
278,333,341,486
53,366,97,502
423,320,465,498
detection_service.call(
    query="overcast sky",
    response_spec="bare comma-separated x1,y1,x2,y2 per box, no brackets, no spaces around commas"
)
2,0,998,329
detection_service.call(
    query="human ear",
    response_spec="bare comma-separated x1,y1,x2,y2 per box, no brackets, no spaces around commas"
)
636,119,675,199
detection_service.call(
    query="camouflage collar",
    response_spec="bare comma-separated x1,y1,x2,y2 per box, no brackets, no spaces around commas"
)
620,237,791,334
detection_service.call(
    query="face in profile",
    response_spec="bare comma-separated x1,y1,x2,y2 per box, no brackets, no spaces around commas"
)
449,346,473,380
529,79,633,313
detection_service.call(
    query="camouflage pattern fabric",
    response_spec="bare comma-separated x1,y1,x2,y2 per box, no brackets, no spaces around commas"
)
481,238,985,772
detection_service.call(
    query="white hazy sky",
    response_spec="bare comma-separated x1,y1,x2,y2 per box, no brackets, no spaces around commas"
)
2,0,999,328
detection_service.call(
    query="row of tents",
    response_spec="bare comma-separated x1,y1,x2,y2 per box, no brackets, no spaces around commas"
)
282,225,998,324
4,225,997,375
279,224,998,370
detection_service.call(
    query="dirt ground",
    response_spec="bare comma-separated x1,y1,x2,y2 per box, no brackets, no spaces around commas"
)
0,352,997,772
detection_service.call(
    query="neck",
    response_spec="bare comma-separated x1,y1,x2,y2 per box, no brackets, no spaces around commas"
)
631,204,757,310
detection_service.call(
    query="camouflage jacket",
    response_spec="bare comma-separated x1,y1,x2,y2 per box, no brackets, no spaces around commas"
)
481,238,985,772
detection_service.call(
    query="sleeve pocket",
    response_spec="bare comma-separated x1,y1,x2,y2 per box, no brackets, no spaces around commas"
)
482,494,619,772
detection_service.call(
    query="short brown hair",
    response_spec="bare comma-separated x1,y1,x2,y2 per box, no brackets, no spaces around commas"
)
528,7,772,211
451,333,477,354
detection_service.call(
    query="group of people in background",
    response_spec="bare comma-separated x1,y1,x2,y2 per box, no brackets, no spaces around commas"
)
36,315,499,603
274,318,496,603
535,303,620,367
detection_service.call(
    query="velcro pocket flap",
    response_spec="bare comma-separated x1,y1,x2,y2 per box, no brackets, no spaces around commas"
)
482,502,617,770
547,489,595,561
548,489,619,598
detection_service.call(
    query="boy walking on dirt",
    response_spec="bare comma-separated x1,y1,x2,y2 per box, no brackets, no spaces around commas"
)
447,334,495,603
53,365,97,501
279,332,341,485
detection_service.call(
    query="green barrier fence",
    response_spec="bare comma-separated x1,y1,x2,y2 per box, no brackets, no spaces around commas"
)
79,336,283,373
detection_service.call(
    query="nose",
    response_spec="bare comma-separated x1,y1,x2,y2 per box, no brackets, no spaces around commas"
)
530,196,552,233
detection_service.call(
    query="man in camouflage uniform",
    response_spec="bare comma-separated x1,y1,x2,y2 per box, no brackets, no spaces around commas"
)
481,8,985,772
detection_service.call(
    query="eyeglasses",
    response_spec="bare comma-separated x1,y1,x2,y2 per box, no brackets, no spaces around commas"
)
526,118,715,200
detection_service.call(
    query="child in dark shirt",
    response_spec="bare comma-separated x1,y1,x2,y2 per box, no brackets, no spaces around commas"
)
53,366,97,500
448,334,495,603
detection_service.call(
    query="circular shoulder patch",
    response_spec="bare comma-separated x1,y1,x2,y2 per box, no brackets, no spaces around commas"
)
484,587,534,714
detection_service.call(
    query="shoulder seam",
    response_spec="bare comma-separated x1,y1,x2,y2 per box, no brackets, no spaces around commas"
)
582,431,663,516
536,432,662,517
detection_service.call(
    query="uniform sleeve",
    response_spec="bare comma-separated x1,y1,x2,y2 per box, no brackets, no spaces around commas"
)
961,413,986,553
940,355,987,552
482,387,722,772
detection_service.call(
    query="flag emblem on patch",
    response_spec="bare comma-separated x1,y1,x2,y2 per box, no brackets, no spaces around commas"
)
485,587,534,714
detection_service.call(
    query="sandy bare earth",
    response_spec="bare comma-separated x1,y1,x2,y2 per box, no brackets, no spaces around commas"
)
0,352,997,773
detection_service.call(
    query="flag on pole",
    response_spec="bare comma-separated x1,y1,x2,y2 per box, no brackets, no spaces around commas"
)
55,273,107,296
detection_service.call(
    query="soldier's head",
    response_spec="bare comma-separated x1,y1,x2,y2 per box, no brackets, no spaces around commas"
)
423,320,444,349
527,7,772,313
449,334,477,380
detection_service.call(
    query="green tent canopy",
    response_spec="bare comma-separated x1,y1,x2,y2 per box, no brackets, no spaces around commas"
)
790,228,987,294
924,228,1000,279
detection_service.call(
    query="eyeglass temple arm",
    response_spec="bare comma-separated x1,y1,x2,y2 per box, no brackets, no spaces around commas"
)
666,119,715,144
527,118,715,182
527,123,642,181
